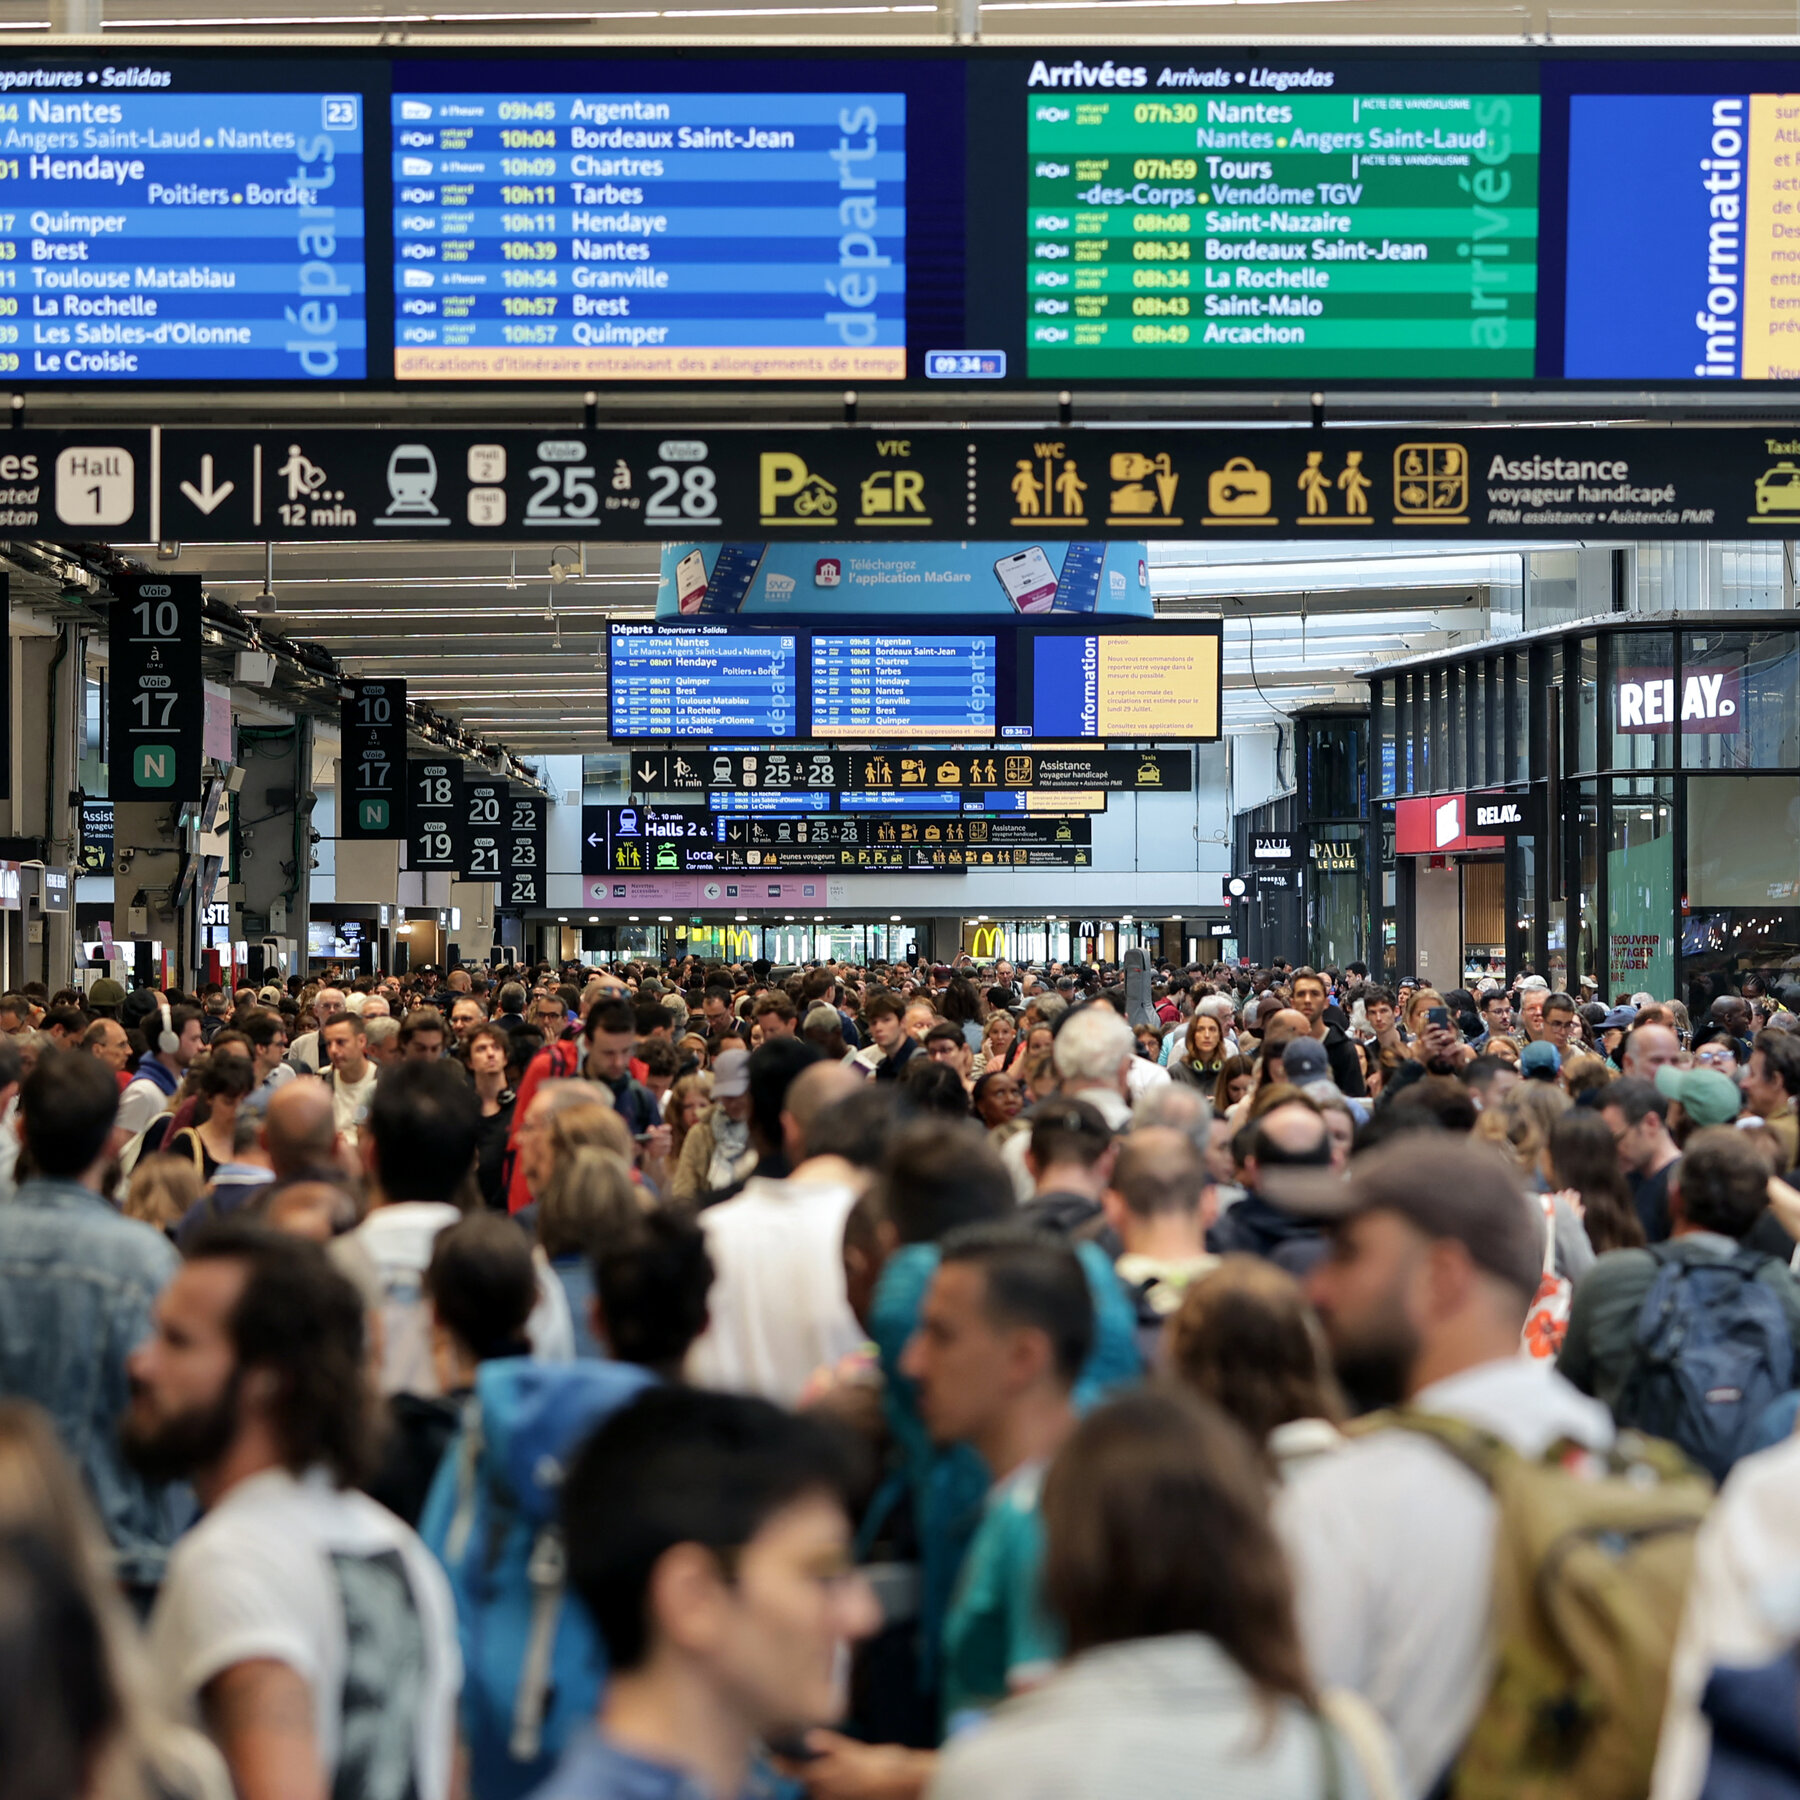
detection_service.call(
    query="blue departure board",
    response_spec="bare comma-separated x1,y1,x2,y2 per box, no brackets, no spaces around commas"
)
608,626,798,739
709,790,833,813
391,90,904,383
812,635,995,739
4,88,364,380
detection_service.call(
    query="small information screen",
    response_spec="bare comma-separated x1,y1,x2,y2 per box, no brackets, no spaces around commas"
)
1029,629,1221,739
392,89,905,382
5,85,365,381
608,626,798,739
811,634,996,739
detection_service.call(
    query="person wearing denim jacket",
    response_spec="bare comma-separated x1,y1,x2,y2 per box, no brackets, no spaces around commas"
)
0,1050,182,1592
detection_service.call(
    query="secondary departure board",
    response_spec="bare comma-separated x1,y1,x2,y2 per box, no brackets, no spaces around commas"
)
391,89,905,382
1025,84,1538,381
3,85,365,380
606,618,1222,742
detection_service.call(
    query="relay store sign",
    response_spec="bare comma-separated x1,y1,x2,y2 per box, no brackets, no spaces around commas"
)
1396,793,1514,855
1615,667,1743,734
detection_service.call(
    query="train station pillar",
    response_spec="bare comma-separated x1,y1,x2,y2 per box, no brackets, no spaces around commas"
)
11,625,83,989
235,717,316,986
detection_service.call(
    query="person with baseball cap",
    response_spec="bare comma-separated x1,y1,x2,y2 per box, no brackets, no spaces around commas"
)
1269,1137,1614,1793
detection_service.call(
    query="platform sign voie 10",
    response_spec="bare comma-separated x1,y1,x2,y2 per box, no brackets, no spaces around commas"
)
391,90,904,383
1,76,364,380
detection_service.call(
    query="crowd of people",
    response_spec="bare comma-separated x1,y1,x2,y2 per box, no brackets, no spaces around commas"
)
4,948,1800,1800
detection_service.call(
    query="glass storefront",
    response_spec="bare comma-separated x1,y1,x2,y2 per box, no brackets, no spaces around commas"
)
1370,618,1800,1007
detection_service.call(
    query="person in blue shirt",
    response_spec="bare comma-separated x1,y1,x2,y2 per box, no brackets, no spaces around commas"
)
801,1224,1095,1799
528,1388,881,1800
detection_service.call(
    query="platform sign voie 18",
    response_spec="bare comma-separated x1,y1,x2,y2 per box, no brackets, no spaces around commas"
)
390,89,904,383
2,79,364,380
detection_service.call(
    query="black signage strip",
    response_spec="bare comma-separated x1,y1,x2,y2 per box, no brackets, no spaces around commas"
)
340,678,407,840
109,571,204,802
135,426,1794,542
408,758,464,872
1,426,1796,543
80,799,114,876
624,748,1190,792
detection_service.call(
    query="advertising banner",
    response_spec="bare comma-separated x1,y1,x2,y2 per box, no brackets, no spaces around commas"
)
657,540,1153,617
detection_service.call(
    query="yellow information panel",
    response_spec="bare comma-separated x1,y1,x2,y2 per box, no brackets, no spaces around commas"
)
1095,635,1220,739
1742,94,1800,380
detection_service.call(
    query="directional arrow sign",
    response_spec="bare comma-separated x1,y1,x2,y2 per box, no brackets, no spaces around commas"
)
178,455,235,516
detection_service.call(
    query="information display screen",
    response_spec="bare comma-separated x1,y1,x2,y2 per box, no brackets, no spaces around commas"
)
608,617,1221,742
812,635,995,739
1023,82,1537,382
1028,631,1222,739
391,88,904,382
10,47,1800,390
2,78,364,381
608,627,797,738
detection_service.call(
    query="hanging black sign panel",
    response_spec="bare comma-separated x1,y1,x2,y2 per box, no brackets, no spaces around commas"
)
0,577,9,803
340,679,407,840
109,572,205,802
119,424,1800,544
504,794,548,911
624,747,1191,793
1250,834,1299,866
463,778,506,886
408,759,464,872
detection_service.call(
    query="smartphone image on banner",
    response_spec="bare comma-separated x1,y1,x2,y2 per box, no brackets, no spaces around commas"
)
675,549,709,615
995,545,1059,614
1052,541,1106,614
697,543,766,614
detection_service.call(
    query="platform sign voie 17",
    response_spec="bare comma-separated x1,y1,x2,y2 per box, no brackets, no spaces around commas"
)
2,77,364,380
390,89,904,383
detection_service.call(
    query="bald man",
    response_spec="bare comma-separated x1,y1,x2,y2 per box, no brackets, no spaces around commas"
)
687,1058,869,1404
1622,1022,1681,1085
1103,1126,1217,1336
263,1077,343,1182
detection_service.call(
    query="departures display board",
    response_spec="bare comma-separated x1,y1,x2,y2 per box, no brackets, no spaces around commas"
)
0,48,1792,388
606,617,1223,744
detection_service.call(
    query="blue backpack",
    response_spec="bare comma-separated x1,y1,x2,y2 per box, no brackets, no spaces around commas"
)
1618,1245,1793,1483
420,1359,656,1800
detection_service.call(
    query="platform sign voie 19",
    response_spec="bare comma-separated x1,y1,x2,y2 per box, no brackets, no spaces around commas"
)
108,572,203,801
390,89,904,383
2,79,365,381
408,758,463,871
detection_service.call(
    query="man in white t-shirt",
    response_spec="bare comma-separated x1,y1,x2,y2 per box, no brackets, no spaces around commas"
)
286,986,347,1075
320,1013,378,1147
688,1056,865,1403
1268,1137,1613,1797
123,1222,459,1800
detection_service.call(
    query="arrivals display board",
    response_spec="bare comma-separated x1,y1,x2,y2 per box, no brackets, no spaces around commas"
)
2,47,1800,389
605,617,1224,743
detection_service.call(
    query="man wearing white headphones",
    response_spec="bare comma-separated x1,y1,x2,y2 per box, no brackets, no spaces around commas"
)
117,1001,205,1140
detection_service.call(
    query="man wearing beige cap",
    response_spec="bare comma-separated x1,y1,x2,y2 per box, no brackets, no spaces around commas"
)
1268,1138,1613,1797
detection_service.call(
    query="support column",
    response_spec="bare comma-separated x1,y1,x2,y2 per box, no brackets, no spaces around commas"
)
235,715,315,986
14,624,86,989
112,802,185,990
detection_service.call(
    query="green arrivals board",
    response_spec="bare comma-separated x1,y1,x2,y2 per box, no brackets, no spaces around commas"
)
1026,89,1539,382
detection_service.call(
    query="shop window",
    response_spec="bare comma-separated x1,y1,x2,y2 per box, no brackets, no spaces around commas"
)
1687,776,1800,908
1307,826,1364,968
1680,631,1800,770
1304,714,1366,821
1609,631,1677,773
1375,680,1396,798
1448,667,1466,792
1574,639,1599,776
1607,780,1675,1001
1506,655,1527,785
1574,786,1601,992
